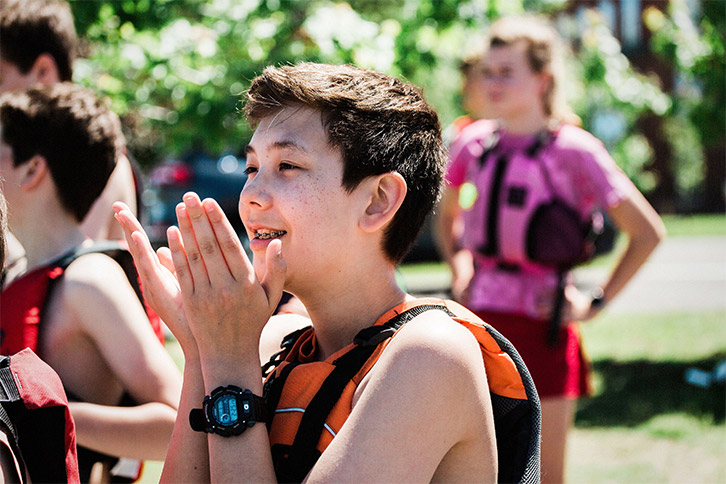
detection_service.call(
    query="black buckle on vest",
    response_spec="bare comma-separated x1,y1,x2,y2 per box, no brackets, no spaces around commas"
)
353,326,397,347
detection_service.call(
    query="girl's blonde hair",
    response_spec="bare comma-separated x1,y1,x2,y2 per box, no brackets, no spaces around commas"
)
486,15,580,126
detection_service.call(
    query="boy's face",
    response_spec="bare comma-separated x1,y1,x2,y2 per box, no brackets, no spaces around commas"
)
241,106,366,292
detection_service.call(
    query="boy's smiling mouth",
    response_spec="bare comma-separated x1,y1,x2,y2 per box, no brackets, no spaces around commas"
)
255,229,287,239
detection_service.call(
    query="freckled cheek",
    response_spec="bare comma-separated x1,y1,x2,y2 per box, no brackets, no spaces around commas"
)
290,190,339,243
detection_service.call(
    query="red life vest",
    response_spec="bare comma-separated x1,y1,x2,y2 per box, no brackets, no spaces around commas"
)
262,298,541,483
0,241,164,356
0,348,80,484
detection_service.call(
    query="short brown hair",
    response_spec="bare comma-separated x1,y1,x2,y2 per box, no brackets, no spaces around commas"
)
244,63,446,263
0,83,122,221
0,0,76,82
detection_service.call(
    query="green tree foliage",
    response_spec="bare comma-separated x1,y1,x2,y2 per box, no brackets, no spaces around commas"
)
644,0,725,210
69,0,673,204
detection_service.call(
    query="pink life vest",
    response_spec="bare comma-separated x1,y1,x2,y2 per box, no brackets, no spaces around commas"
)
460,129,602,271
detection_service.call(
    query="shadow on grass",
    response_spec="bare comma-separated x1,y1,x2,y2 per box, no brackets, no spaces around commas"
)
575,353,726,427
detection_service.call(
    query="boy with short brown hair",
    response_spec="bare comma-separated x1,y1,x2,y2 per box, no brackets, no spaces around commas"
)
0,83,182,483
115,63,539,483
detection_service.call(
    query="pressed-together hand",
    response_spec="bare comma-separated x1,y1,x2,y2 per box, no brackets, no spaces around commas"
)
168,193,286,362
113,201,195,352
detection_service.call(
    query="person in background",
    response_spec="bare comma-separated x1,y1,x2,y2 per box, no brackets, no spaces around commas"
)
0,83,182,483
443,52,490,147
435,15,665,483
0,0,139,283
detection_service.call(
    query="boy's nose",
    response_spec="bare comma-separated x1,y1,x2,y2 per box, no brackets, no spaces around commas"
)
239,175,272,210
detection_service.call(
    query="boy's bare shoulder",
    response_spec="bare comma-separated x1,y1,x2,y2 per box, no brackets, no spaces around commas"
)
60,252,129,293
383,309,486,379
355,308,490,412
316,309,496,482
55,252,146,330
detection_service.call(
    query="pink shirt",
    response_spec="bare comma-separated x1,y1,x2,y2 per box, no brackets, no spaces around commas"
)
446,120,633,319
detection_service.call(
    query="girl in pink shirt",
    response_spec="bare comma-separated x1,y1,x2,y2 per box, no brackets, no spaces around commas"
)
436,15,665,484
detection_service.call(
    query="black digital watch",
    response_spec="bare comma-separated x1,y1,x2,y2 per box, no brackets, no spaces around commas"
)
189,385,268,437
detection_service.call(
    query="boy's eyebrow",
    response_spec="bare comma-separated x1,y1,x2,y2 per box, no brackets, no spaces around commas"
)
245,139,310,156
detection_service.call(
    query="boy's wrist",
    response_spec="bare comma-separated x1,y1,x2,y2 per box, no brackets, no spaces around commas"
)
200,355,264,394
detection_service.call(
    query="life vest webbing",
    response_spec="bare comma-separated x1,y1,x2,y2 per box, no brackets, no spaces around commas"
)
481,154,508,257
264,360,299,433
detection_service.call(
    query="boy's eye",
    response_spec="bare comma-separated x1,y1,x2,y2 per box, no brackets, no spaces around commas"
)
279,162,296,171
243,166,257,175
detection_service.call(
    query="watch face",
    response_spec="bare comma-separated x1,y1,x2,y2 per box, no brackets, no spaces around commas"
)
212,394,239,427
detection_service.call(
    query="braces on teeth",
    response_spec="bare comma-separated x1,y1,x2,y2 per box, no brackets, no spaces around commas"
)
256,230,286,239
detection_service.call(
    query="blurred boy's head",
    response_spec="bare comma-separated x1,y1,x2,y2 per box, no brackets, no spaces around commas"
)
0,83,122,223
244,63,446,263
459,53,487,120
0,0,76,92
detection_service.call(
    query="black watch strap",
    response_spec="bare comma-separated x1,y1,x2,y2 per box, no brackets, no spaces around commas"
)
189,408,206,432
189,387,268,435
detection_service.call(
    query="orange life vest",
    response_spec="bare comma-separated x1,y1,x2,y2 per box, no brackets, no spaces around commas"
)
262,298,541,483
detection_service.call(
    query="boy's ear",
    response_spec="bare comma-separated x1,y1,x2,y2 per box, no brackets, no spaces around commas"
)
19,155,49,191
30,54,61,86
359,172,407,233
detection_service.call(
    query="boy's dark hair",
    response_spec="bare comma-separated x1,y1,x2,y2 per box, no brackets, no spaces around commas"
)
0,83,122,221
244,63,446,263
0,0,76,82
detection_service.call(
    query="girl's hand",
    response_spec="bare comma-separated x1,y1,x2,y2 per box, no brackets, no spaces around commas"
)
450,249,474,303
561,285,597,322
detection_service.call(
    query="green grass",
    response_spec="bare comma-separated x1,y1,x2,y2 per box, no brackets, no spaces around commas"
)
581,311,726,363
570,310,726,483
661,213,726,237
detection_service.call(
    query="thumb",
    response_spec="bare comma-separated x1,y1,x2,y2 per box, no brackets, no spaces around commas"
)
260,239,286,312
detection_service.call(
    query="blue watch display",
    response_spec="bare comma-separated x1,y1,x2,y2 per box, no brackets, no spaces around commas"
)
189,385,267,437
